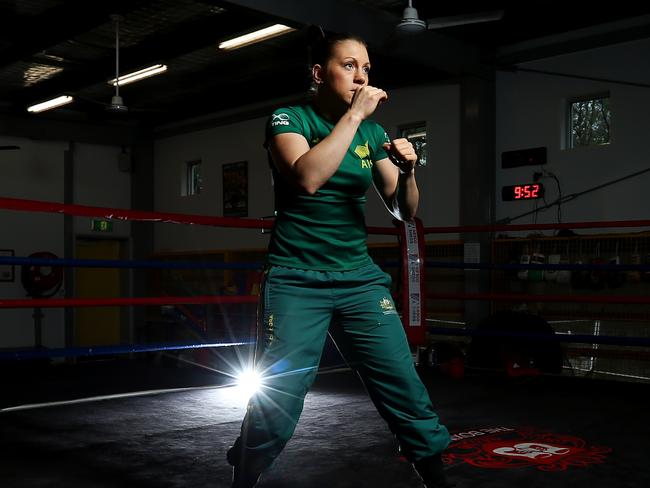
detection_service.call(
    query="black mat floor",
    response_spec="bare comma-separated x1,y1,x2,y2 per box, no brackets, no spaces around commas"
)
1,355,648,487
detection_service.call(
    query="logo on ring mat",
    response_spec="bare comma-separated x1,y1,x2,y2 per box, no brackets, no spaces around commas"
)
444,426,611,471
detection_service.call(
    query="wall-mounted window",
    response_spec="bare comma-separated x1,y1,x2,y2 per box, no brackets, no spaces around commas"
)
186,160,202,195
568,94,610,149
399,123,427,166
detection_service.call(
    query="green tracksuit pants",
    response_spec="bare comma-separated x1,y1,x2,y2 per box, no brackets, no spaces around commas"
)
230,263,450,473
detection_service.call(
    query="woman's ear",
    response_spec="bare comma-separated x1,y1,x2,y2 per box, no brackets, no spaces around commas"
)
312,64,324,85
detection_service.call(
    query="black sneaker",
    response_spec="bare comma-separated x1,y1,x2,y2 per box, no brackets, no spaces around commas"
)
413,454,456,488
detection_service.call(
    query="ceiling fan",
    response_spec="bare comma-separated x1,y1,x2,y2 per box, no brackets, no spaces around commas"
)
74,14,164,117
107,14,128,113
73,14,133,113
396,1,504,35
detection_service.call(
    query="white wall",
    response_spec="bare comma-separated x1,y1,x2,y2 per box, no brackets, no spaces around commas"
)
154,119,273,253
153,83,461,252
0,136,66,349
74,143,132,238
496,38,650,230
370,84,460,234
0,138,131,350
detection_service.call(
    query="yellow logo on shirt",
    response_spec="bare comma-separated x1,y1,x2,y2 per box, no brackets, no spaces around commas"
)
354,142,373,169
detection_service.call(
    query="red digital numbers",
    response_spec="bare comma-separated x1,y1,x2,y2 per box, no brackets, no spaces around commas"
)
503,183,543,201
514,184,540,199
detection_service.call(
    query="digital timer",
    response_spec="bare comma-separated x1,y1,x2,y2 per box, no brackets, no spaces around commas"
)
501,183,545,201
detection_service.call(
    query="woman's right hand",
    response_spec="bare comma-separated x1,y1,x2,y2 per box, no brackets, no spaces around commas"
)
349,85,388,120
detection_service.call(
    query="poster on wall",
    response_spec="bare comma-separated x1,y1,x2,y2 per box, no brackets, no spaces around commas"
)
0,249,14,282
223,161,248,217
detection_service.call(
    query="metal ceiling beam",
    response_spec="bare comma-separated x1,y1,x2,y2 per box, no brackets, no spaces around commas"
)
160,68,308,124
217,0,487,77
147,47,308,122
10,10,266,107
0,0,149,70
0,112,142,145
497,14,650,65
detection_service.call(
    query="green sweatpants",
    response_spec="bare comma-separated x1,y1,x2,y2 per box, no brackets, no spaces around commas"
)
231,262,450,473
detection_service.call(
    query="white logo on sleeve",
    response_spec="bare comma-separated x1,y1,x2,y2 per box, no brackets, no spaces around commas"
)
271,113,290,126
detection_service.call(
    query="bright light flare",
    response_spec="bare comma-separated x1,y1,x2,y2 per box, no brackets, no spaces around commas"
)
234,368,262,402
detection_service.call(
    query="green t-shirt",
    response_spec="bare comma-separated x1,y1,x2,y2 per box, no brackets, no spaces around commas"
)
265,103,389,271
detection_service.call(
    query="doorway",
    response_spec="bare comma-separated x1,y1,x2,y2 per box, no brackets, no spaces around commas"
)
74,238,127,347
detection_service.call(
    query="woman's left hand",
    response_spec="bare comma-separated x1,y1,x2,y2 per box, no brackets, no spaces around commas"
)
382,138,417,175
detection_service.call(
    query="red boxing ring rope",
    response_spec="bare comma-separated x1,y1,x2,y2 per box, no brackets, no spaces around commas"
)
0,295,258,309
424,219,650,234
5,196,645,235
3,195,650,355
0,196,273,229
0,197,400,235
425,292,650,305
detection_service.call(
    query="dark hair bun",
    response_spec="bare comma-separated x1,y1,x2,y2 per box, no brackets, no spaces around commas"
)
306,24,326,46
306,27,366,66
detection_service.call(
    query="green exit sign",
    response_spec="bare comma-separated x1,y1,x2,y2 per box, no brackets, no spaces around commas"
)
91,219,113,232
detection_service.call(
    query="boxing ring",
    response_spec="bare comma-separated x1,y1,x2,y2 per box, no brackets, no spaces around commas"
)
1,195,650,487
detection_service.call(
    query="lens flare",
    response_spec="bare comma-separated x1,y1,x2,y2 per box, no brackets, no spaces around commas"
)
235,368,262,401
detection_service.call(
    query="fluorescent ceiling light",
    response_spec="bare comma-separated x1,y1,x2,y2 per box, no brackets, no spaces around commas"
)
108,64,168,87
219,24,295,50
27,95,74,113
